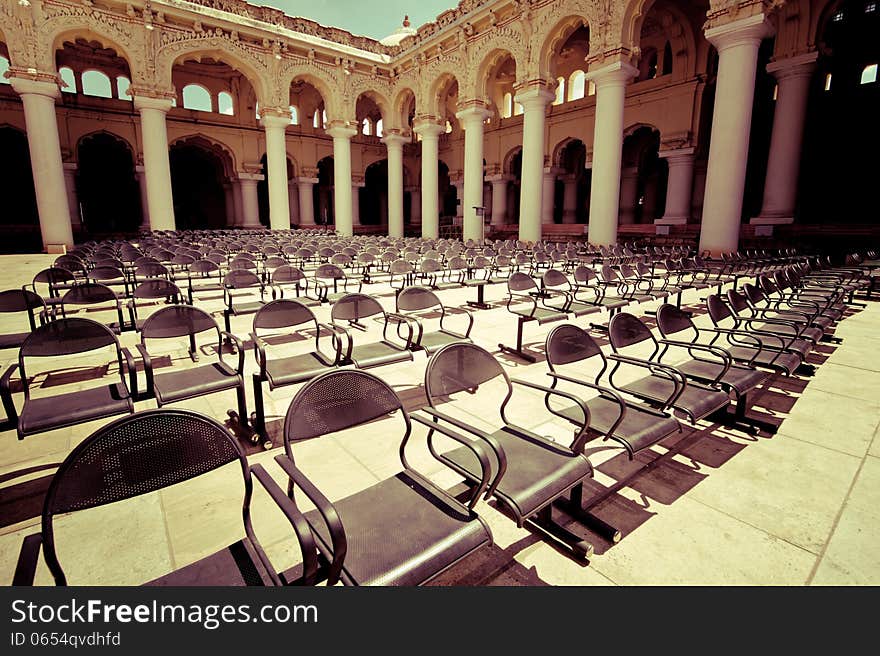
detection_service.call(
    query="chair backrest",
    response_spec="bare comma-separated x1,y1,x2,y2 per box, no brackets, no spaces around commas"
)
545,323,604,369
656,304,696,339
41,408,247,585
315,263,346,281
132,279,181,300
542,269,570,290
330,293,384,323
390,259,413,275
253,299,316,331
574,265,596,284
508,271,537,294
726,289,751,314
61,282,118,307
283,370,405,450
424,342,507,401
396,286,441,313
189,259,220,276
608,312,655,350
706,294,734,324
224,269,263,289
20,317,118,360
141,305,218,340
272,265,307,285
0,288,45,315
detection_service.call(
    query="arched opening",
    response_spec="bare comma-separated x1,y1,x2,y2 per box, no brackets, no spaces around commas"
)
430,74,460,134
182,83,213,111
55,38,132,101
556,139,592,224
356,92,386,140
620,127,667,224
0,54,9,86
741,37,776,220
504,148,523,224
0,126,40,252
479,51,517,120
218,91,234,115
568,70,587,101
76,132,140,235
800,0,880,224
363,160,389,226
542,20,590,106
172,56,257,121
438,161,455,219
168,140,231,229
315,156,334,226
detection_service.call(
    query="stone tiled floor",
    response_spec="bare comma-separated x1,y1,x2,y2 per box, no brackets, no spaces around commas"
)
0,253,878,586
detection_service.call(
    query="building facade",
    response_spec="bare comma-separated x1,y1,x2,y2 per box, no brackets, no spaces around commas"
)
0,0,876,254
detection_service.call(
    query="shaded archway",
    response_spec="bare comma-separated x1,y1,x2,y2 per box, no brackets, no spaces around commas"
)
76,132,140,235
0,126,41,252
315,156,334,226
258,156,295,226
556,139,592,224
620,126,667,224
503,148,523,224
799,0,880,224
438,161,456,218
169,143,229,229
363,160,389,226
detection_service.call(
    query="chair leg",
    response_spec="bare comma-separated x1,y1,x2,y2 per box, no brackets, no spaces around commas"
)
498,316,536,363
554,484,623,544
251,374,268,444
525,503,594,561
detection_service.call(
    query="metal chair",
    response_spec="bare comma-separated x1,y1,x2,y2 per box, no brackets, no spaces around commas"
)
421,342,603,559
0,289,47,351
395,286,473,354
0,318,136,439
275,369,494,585
330,293,415,369
249,299,347,447
497,272,569,363
13,408,318,586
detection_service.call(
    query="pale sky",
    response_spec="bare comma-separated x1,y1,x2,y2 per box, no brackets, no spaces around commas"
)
251,0,459,40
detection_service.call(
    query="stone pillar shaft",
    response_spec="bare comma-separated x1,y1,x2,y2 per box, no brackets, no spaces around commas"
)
455,105,492,242
133,96,176,232
515,87,554,243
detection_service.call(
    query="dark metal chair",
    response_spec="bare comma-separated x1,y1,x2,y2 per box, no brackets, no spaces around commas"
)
136,305,250,437
395,286,473,354
0,317,136,439
25,267,77,313
656,303,774,434
329,293,414,369
313,263,361,303
270,265,318,304
223,269,266,334
545,323,681,459
249,299,347,448
186,259,224,304
421,342,603,559
275,369,494,585
541,269,602,318
0,289,47,351
607,313,731,425
497,272,569,363
12,408,317,586
127,279,183,332
59,282,129,333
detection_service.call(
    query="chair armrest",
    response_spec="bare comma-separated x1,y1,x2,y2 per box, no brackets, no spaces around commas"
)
410,413,496,507
274,454,347,586
439,306,474,339
606,353,686,409
657,338,732,384
250,332,268,372
0,362,20,429
219,331,246,375
315,322,347,366
135,342,154,396
546,372,629,449
119,347,138,399
250,463,320,585
384,312,416,350
396,313,424,348
12,532,42,586
506,377,592,451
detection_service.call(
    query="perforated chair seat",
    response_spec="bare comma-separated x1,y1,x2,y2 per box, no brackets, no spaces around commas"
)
725,345,802,374
565,300,602,318
19,383,133,436
677,360,768,396
349,342,413,369
440,427,593,520
749,322,823,345
767,311,833,330
554,398,680,455
510,305,568,324
417,330,471,354
305,472,491,586
147,539,274,586
621,376,730,422
153,363,241,404
265,353,336,388
228,300,264,315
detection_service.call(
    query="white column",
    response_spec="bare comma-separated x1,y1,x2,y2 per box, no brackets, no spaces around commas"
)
238,173,263,228
618,167,639,225
325,124,357,236
562,175,579,224
297,177,318,226
133,95,176,231
542,167,558,225
383,132,407,238
455,105,492,242
351,179,365,227
288,180,300,225
62,162,81,231
657,147,695,224
232,180,244,227
700,14,774,255
586,61,638,246
10,77,74,250
135,164,150,228
752,52,818,225
413,119,444,239
514,86,554,243
224,183,236,227
261,113,292,230
486,174,510,226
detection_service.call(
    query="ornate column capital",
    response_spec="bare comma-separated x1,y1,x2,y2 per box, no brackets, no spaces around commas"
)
767,51,819,80
413,117,445,137
586,59,639,89
485,173,512,184
659,146,696,162
455,101,492,125
705,14,774,53
325,123,358,139
260,110,292,129
133,96,174,113
237,172,265,182
513,85,555,111
381,132,409,149
9,76,60,100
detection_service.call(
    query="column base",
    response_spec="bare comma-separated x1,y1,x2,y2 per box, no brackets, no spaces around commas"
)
45,244,68,255
655,216,689,225
750,215,794,225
